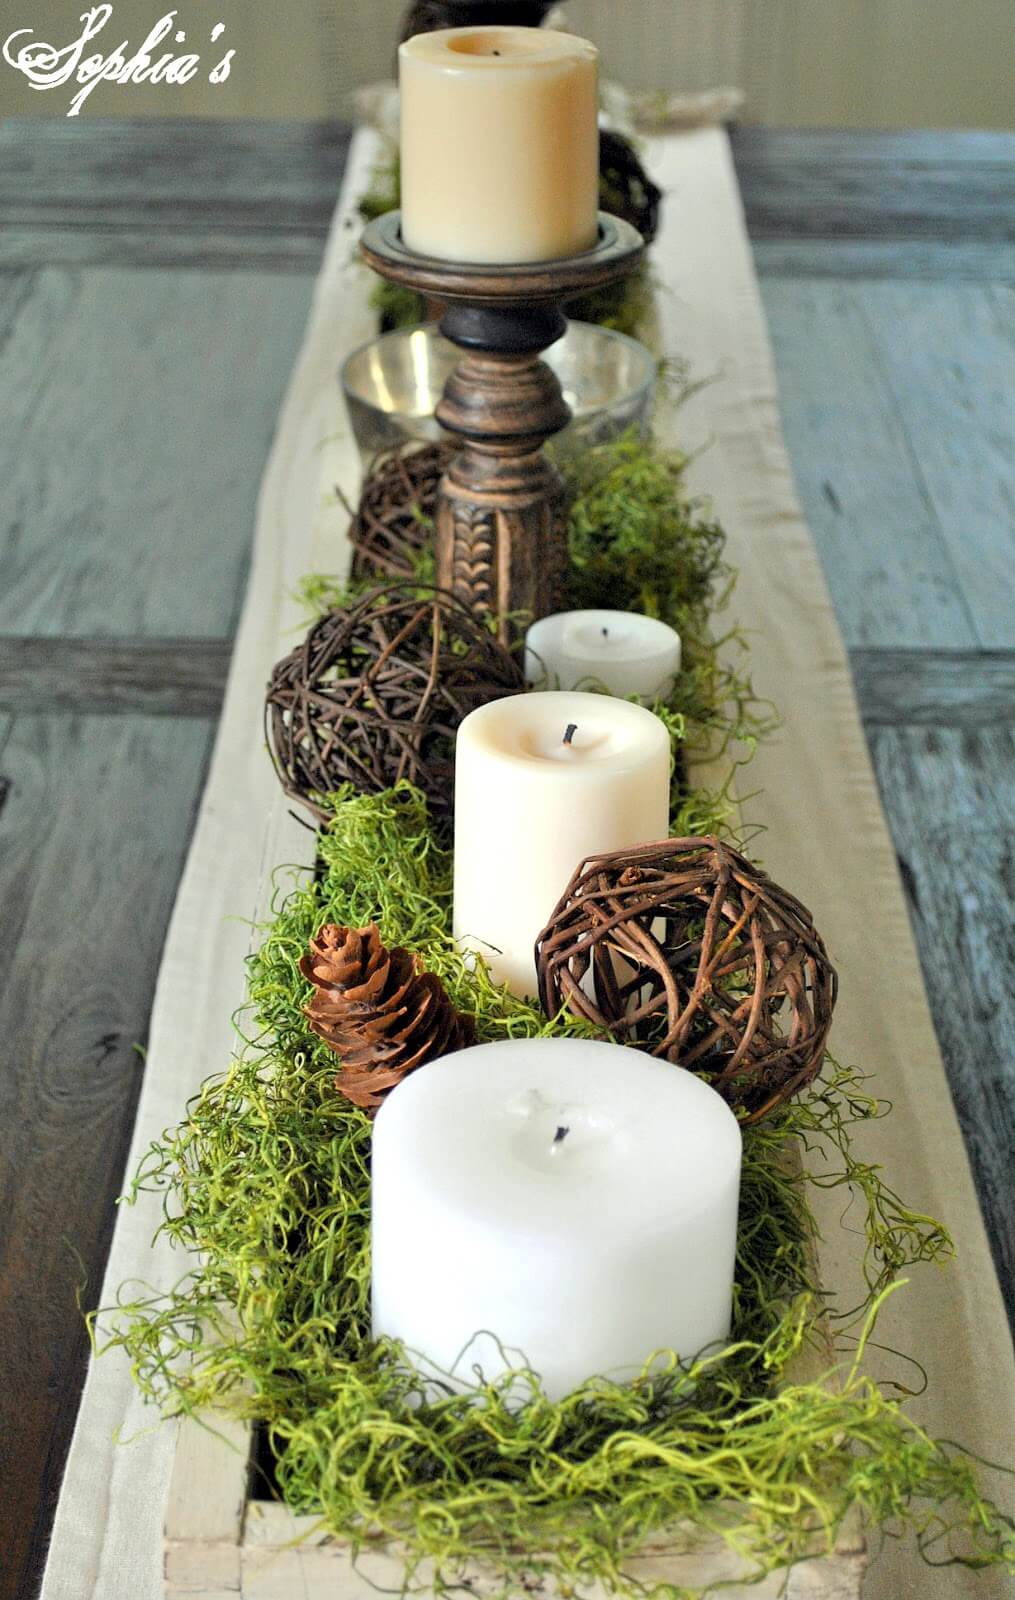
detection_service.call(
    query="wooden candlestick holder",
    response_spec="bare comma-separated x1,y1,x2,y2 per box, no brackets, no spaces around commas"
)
360,210,644,642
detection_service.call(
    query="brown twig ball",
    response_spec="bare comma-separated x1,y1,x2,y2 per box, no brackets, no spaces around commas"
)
535,837,837,1124
348,441,456,585
265,584,524,829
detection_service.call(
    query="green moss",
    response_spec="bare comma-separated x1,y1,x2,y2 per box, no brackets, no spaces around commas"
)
559,431,778,795
302,429,775,832
357,151,401,222
565,432,724,623
101,197,1013,1587
97,784,1012,1594
565,261,655,339
370,277,429,333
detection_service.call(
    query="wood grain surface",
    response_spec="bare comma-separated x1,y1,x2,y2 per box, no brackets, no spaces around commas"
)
0,638,232,716
851,648,1015,726
867,724,1015,1323
0,267,316,638
754,129,1015,1324
728,126,1015,243
750,238,1015,283
0,717,13,822
851,281,1015,649
0,119,1012,1600
756,277,980,650
0,119,354,271
732,126,1015,281
0,713,215,1598
0,117,352,1600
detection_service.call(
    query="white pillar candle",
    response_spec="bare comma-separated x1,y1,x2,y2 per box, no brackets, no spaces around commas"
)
525,609,682,701
372,1037,742,1400
399,27,599,264
454,691,670,997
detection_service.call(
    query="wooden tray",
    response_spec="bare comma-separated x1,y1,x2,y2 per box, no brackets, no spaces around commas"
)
164,1340,865,1600
163,1124,865,1598
162,736,866,1599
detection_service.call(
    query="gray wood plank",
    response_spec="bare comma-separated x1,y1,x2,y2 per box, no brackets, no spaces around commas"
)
758,278,979,649
0,637,231,716
750,239,1015,284
0,715,12,823
0,270,38,352
0,266,315,638
847,282,1015,651
733,126,1015,168
866,723,1015,1329
0,116,352,210
0,711,215,1600
0,118,353,271
0,118,358,1600
0,228,344,274
730,126,1015,244
851,649,1015,726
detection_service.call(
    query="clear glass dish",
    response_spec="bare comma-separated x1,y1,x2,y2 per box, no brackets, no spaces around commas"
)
341,321,656,465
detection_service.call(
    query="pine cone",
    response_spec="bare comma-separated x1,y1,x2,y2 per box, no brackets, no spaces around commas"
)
301,923,475,1113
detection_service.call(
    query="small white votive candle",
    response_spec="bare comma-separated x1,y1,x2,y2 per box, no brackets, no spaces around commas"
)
371,1036,742,1401
399,27,599,264
525,609,682,701
453,691,671,997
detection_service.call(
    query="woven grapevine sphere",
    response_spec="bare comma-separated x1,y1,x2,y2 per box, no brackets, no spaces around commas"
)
265,584,524,828
348,442,456,585
599,129,662,245
535,837,837,1124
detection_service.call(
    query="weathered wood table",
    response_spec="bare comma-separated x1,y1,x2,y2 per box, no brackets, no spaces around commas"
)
0,118,1012,1600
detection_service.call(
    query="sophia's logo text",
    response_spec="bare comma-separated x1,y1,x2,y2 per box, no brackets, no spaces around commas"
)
2,6,235,116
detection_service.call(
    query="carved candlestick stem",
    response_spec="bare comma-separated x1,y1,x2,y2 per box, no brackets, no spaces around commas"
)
360,211,644,641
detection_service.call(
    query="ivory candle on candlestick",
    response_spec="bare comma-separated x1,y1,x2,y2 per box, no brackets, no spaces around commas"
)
399,27,599,264
453,691,670,997
525,609,682,701
371,1037,742,1400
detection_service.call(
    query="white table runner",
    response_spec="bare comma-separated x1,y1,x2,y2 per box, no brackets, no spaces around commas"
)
40,125,1013,1600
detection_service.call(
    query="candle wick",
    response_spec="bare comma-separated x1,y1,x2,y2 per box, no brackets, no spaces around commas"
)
553,1125,570,1144
562,723,578,746
601,627,609,637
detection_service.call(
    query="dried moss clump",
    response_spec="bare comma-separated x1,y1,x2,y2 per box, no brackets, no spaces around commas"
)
562,431,777,784
565,432,725,623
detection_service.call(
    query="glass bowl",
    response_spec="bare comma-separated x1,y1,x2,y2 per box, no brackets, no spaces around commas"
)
341,321,656,465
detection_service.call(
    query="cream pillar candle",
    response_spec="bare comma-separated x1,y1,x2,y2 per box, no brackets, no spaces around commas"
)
372,1037,742,1400
525,609,682,701
399,27,599,264
453,690,670,996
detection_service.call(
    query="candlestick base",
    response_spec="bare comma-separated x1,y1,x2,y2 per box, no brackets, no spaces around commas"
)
360,211,644,642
